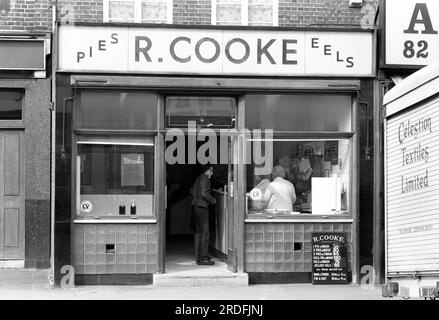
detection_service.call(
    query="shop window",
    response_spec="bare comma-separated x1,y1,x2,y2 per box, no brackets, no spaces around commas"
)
246,138,351,216
245,93,353,217
103,0,173,23
212,0,278,26
76,138,155,218
245,94,352,132
165,96,236,128
0,89,23,120
76,90,157,131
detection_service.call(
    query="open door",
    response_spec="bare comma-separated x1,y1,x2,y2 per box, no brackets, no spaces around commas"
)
226,134,237,272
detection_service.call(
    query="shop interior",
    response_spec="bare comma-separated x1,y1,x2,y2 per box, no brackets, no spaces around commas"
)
164,95,235,272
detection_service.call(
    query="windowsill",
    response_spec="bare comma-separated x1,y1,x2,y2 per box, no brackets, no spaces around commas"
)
245,212,353,223
74,216,156,224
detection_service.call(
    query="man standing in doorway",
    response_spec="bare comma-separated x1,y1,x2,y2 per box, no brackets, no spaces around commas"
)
191,164,216,265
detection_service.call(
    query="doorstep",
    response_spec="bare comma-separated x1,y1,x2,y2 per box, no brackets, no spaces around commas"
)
153,272,249,287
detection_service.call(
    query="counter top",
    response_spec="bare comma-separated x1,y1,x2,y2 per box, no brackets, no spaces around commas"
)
245,213,353,223
74,217,157,224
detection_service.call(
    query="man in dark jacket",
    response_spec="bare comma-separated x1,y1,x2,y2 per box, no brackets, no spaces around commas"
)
190,164,216,265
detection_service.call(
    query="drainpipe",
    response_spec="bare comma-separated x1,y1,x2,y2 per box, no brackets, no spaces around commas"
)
50,0,58,288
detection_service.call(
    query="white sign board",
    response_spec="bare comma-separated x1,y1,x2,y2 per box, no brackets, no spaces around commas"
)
59,25,374,77
385,96,439,274
385,0,439,67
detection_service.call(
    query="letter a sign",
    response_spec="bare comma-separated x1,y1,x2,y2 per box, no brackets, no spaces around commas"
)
385,0,439,67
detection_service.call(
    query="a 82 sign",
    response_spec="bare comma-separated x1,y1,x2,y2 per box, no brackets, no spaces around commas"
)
403,40,429,59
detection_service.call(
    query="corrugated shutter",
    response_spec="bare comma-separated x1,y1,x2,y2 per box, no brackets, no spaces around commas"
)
386,96,439,274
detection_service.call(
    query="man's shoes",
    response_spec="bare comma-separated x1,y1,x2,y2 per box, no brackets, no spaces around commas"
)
203,255,213,261
196,259,215,265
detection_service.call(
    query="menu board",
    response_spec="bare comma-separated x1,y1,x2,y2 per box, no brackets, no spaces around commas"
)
312,232,348,284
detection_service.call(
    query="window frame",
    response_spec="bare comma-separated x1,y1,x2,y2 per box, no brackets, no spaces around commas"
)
103,0,173,24
74,136,157,220
211,0,279,26
242,92,355,220
0,88,25,127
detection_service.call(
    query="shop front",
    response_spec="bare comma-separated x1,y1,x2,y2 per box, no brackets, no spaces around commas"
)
54,23,375,285
0,35,51,268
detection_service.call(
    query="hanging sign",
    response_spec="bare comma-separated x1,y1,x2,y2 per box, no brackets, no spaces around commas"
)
384,0,439,67
312,232,349,284
59,25,374,77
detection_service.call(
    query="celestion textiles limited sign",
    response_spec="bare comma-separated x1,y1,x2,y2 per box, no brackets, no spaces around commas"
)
58,25,373,77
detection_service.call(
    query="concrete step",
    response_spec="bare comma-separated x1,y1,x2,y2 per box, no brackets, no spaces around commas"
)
153,272,249,287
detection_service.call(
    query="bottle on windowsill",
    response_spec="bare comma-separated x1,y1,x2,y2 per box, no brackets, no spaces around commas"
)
130,199,136,216
119,199,126,215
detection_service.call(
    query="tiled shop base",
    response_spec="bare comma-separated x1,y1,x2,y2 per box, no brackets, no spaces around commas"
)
244,223,352,273
72,224,157,275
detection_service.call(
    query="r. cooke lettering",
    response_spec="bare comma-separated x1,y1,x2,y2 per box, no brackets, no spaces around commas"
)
312,235,345,243
136,36,298,65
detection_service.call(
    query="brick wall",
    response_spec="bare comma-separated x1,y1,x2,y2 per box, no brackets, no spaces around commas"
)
54,0,380,28
0,0,51,32
173,0,211,25
279,0,380,28
58,0,102,24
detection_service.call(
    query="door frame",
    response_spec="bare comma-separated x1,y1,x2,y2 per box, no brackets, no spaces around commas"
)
158,93,244,274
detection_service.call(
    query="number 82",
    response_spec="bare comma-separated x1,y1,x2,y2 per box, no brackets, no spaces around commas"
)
403,40,428,59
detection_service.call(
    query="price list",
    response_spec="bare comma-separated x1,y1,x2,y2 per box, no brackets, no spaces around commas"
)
312,232,349,284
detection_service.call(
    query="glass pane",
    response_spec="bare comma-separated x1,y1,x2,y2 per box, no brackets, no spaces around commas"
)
166,96,235,128
0,90,23,120
246,139,350,215
109,1,135,21
142,1,167,22
249,0,272,4
248,5,272,25
78,143,154,217
245,94,352,132
217,4,241,24
77,90,157,130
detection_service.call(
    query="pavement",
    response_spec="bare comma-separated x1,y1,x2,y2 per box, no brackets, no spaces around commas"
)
0,268,398,300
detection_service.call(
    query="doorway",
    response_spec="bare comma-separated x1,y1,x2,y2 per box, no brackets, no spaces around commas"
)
165,161,229,272
163,95,237,274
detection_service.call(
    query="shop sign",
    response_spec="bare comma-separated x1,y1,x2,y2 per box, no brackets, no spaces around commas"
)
312,232,349,284
59,25,374,77
384,0,439,67
385,97,439,273
0,39,45,70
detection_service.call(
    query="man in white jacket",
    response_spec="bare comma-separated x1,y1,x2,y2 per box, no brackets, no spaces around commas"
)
265,165,297,212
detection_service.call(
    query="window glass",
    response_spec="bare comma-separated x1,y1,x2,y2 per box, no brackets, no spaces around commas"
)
214,0,277,26
77,90,157,131
77,142,154,218
0,90,23,120
245,94,352,132
248,0,273,26
216,0,241,25
108,0,135,22
246,139,350,215
104,0,172,23
166,96,236,128
142,1,167,22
